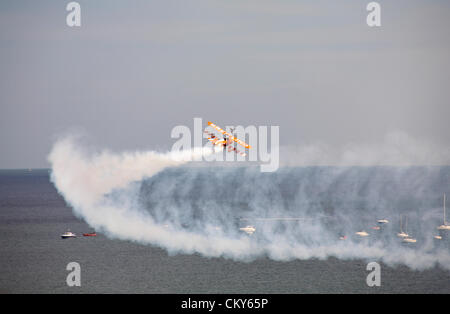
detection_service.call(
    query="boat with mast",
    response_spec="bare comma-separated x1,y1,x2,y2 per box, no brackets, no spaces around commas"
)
397,215,408,238
397,216,416,243
437,194,450,230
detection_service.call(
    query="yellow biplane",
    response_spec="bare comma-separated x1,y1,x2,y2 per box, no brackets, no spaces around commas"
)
204,121,251,157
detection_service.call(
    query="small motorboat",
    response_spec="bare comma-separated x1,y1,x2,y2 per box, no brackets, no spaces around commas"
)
61,231,77,239
402,237,417,243
239,225,256,235
83,231,97,237
355,230,369,237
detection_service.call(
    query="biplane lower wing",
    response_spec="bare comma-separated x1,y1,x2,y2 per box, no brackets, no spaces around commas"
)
204,130,223,146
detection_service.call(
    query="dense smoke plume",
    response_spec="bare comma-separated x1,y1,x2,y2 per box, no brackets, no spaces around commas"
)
48,133,450,270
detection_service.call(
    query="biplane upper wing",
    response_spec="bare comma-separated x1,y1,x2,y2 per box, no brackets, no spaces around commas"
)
207,121,251,149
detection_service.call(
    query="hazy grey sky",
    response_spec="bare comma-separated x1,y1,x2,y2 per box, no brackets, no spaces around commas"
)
1,0,450,168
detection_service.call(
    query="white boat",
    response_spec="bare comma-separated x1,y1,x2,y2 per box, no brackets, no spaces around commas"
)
402,237,417,243
434,235,442,240
61,231,77,239
377,219,389,224
397,216,409,238
398,216,416,242
355,230,369,237
239,225,256,235
437,194,450,230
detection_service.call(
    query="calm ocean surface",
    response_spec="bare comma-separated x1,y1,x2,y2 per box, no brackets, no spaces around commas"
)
0,169,449,293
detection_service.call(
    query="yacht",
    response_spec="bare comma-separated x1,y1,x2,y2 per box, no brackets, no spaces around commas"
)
397,216,409,238
398,216,416,243
437,194,450,230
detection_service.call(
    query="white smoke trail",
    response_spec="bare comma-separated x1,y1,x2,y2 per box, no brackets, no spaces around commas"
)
48,133,450,270
48,135,258,259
